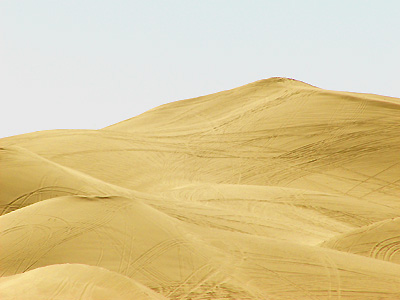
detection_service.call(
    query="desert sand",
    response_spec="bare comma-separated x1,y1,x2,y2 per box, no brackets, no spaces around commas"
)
1,77,400,299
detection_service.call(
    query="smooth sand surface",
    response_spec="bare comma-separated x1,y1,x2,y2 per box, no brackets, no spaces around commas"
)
1,77,400,299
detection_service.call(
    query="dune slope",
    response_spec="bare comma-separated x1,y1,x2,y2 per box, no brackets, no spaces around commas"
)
322,217,400,264
1,77,400,299
0,264,167,300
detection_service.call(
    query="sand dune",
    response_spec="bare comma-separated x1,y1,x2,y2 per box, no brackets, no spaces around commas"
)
0,146,135,215
0,264,167,300
322,217,400,264
1,77,400,299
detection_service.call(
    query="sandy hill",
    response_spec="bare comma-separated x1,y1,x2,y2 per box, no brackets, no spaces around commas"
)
1,77,400,299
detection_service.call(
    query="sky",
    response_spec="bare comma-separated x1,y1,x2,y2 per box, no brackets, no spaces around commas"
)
1,0,399,138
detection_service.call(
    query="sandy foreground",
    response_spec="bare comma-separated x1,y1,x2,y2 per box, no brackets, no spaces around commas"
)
1,77,400,299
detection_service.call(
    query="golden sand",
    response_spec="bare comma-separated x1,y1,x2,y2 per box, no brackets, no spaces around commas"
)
1,78,400,299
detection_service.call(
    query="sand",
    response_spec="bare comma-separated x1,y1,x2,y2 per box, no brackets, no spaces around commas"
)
1,77,400,299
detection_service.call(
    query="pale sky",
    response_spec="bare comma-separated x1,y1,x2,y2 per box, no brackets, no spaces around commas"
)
1,0,399,138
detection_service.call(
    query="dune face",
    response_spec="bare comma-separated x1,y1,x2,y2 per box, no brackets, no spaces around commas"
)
1,78,400,299
0,264,168,300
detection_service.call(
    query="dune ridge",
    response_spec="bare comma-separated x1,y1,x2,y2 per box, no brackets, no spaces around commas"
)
1,77,400,299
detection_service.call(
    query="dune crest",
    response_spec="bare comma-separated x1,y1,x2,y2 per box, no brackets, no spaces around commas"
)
1,78,400,299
